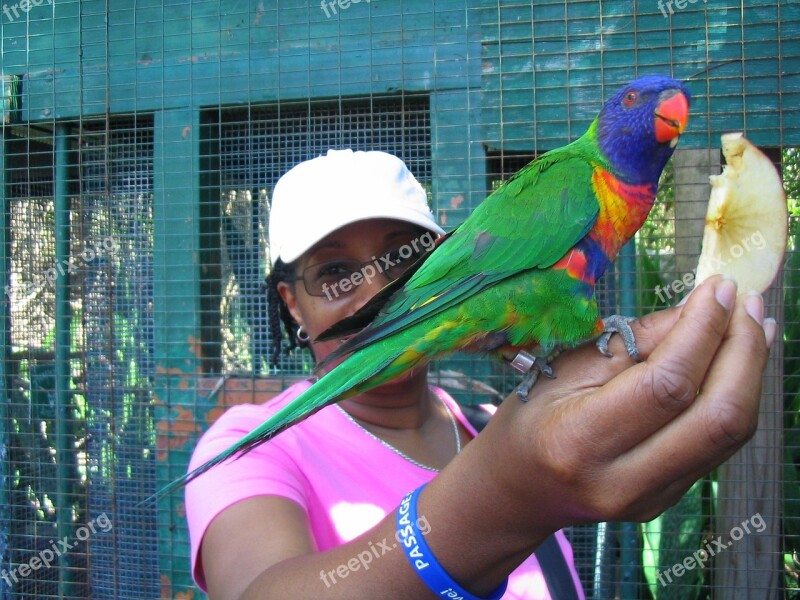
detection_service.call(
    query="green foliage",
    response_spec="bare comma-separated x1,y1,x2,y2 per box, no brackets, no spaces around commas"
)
783,241,800,592
637,159,677,315
783,147,800,592
638,252,672,314
639,160,676,256
642,479,712,600
786,148,800,236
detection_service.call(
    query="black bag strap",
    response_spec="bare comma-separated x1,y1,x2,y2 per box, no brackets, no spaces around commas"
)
460,403,581,600
532,535,581,600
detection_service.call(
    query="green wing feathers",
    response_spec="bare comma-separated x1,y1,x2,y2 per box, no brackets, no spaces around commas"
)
318,147,602,368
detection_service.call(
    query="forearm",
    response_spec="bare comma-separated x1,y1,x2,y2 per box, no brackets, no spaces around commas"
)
239,435,550,599
240,517,428,598
242,486,533,600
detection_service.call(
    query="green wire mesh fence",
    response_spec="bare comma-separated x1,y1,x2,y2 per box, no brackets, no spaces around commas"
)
0,1,797,598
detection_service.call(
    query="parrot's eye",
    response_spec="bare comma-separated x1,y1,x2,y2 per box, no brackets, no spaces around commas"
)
623,91,638,106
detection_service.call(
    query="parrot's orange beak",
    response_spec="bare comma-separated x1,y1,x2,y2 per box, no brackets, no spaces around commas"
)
654,91,689,143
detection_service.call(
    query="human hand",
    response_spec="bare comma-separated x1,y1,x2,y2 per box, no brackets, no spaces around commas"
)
472,275,774,533
372,275,773,599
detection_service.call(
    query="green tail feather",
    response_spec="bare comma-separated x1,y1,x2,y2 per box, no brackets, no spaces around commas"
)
150,346,399,501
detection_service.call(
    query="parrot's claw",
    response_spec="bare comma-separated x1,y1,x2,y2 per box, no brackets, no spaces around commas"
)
510,351,555,401
597,315,641,361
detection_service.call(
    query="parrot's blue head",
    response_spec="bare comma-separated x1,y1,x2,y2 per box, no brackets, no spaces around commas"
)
595,75,691,186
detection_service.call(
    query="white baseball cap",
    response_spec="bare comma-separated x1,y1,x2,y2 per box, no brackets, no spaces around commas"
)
268,149,445,266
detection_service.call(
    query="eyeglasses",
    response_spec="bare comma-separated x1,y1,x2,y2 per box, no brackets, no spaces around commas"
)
295,244,431,298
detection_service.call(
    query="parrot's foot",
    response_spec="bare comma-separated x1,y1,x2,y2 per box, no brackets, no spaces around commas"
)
510,351,555,401
597,315,641,361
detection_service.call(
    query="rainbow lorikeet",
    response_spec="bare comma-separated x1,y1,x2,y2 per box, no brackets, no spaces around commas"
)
165,74,689,494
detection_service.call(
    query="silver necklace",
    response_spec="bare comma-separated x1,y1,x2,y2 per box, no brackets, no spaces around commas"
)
336,393,462,472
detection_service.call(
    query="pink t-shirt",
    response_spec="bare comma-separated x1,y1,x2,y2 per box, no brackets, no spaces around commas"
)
186,380,585,598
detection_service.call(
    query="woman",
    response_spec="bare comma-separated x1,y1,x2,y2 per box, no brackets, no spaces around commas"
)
186,149,774,600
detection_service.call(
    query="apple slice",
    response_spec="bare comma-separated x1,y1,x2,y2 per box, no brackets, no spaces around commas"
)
694,132,788,293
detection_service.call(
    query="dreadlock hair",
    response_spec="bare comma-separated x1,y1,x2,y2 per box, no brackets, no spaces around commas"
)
265,258,310,368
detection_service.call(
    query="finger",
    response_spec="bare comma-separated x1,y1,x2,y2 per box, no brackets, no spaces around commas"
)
607,291,767,513
530,304,684,393
670,290,764,457
503,286,697,386
543,276,736,459
537,278,715,389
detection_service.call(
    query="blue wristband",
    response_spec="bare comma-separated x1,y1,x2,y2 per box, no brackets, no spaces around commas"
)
396,485,508,600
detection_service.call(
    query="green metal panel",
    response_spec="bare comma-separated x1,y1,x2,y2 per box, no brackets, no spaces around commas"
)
480,0,800,150
153,107,205,597
0,127,9,598
53,124,74,596
430,89,485,226
14,0,472,121
6,1,797,146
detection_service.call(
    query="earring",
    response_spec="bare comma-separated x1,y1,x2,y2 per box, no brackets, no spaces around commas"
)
296,326,310,343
